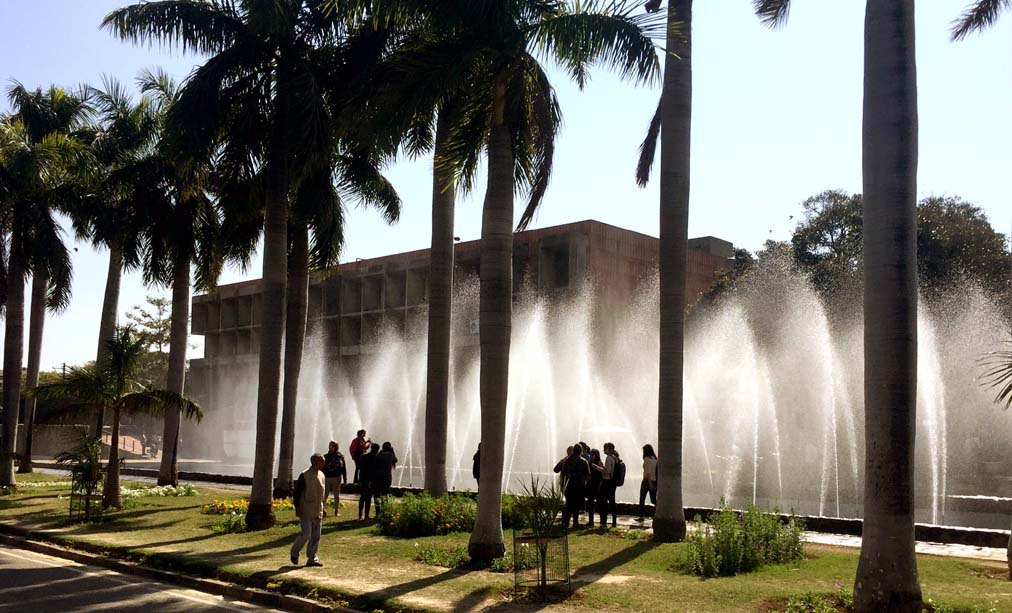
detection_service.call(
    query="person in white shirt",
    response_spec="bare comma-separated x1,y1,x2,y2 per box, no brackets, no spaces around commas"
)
291,453,326,567
636,444,658,522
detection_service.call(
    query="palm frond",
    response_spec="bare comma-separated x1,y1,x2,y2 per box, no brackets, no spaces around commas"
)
30,365,110,406
951,0,1010,40
635,94,661,187
533,1,663,89
102,0,246,55
515,57,561,231
979,342,1012,409
753,0,792,29
120,389,204,421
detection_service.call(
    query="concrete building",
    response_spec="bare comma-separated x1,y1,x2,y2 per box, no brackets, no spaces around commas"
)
186,220,732,454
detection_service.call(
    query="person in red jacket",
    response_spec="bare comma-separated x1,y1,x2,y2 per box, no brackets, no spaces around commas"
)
349,429,369,484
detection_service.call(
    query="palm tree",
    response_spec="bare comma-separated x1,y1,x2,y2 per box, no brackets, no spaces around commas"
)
0,84,90,487
634,0,690,543
364,0,662,561
757,0,922,608
104,0,396,530
131,68,222,487
32,326,202,508
70,78,159,437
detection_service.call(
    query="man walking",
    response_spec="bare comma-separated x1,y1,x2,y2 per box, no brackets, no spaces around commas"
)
291,453,326,567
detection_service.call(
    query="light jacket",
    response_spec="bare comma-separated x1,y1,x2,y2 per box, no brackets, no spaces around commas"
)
294,467,326,519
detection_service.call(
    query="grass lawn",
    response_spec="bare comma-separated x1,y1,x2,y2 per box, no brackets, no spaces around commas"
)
1,472,1009,612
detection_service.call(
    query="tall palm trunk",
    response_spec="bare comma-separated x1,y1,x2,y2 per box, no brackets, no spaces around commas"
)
0,229,25,487
92,244,123,437
468,76,512,563
157,259,190,486
424,112,456,496
853,0,921,609
653,0,690,543
102,406,122,508
246,97,291,531
18,271,48,474
275,225,309,498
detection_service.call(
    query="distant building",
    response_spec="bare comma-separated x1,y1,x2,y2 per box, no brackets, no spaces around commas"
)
185,220,732,456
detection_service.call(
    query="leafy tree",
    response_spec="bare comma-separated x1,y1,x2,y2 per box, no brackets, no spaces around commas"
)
360,0,662,561
103,0,399,529
32,326,202,509
757,0,924,608
125,296,172,354
0,83,92,485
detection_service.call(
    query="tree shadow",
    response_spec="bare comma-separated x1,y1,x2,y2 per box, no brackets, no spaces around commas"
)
350,567,475,610
476,540,662,612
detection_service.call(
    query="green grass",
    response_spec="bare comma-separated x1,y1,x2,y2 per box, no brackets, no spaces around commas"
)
0,474,1009,612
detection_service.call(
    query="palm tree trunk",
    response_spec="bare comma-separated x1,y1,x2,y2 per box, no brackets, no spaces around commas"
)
468,75,512,563
424,111,456,496
653,0,690,543
0,231,25,487
18,270,48,474
157,259,190,486
275,225,308,498
102,406,122,508
853,0,921,610
92,244,123,438
246,96,291,531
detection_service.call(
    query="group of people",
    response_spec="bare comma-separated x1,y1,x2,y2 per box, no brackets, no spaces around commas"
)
552,441,658,529
348,429,399,520
289,428,398,567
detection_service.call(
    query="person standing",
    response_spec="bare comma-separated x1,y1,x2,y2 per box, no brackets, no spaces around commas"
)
598,442,623,528
472,442,481,487
372,442,398,514
554,442,590,529
349,429,369,484
358,443,379,520
322,441,346,518
636,444,658,522
585,448,604,528
290,453,326,567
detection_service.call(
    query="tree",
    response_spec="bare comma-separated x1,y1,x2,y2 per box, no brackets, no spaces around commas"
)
757,0,924,608
635,0,692,543
104,0,393,529
70,78,160,436
32,326,202,508
129,69,222,487
0,83,90,486
363,0,662,561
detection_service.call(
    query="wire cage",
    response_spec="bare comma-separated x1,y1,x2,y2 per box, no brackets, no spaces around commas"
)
68,493,103,521
512,529,571,592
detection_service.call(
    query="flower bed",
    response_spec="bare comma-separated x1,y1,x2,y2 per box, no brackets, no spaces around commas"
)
201,497,293,515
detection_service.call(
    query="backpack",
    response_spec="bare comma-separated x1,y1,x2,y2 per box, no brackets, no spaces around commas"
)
612,459,626,488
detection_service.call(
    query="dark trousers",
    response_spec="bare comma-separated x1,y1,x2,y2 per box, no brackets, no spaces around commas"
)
638,479,657,518
352,459,361,484
585,493,598,526
562,486,584,528
598,481,618,526
358,481,372,519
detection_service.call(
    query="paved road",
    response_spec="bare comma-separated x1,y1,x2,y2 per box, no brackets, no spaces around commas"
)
0,546,282,612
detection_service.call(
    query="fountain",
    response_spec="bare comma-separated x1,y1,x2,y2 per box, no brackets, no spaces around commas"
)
192,255,1012,529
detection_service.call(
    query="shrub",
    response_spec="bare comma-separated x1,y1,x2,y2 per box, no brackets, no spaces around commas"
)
414,544,470,568
377,493,476,537
202,497,293,515
212,511,247,534
778,592,840,613
122,484,198,498
685,502,804,578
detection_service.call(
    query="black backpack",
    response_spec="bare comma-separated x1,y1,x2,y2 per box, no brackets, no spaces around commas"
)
612,459,626,487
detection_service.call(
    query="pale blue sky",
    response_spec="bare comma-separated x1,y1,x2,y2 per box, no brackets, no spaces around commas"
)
1,1,1010,369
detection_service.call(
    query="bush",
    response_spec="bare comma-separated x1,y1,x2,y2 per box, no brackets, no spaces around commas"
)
413,543,526,573
377,493,477,537
685,502,804,578
122,484,198,498
202,497,293,515
777,592,841,613
212,511,247,534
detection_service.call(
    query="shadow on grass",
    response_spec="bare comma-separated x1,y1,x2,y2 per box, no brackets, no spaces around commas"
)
472,540,662,613
350,567,476,611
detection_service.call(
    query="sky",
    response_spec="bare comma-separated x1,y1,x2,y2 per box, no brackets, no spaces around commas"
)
0,1,1010,370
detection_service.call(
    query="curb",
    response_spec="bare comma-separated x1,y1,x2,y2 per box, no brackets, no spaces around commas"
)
0,529,360,613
